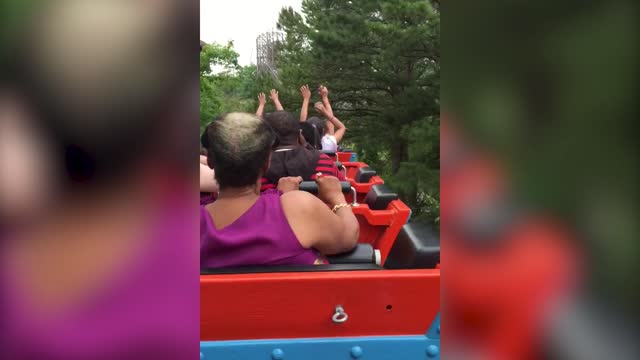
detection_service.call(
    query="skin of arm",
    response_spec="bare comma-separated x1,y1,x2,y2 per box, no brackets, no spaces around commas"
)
317,105,346,142
327,115,346,143
270,89,284,111
200,163,218,193
319,85,334,118
299,84,311,122
277,176,303,193
256,92,266,118
281,191,359,255
318,86,346,142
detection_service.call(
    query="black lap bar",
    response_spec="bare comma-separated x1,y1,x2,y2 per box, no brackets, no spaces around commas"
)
321,150,336,157
327,244,377,264
299,181,351,193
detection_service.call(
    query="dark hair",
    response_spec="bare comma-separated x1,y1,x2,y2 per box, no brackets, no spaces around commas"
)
201,129,210,149
205,113,275,189
300,122,321,149
307,117,326,137
264,111,300,146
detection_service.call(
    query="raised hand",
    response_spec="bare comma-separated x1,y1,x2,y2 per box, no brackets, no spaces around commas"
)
269,89,279,102
256,92,267,117
258,92,266,106
299,85,311,122
319,85,329,98
270,89,284,111
300,85,311,100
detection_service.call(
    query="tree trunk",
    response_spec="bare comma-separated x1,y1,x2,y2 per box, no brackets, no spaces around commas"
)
390,140,407,176
390,139,418,208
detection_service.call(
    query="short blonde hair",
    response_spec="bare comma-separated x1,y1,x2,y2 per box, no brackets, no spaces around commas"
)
204,113,274,189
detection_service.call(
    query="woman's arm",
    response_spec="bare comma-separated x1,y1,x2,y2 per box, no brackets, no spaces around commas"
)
299,85,311,122
327,115,346,143
319,85,334,118
269,89,284,111
256,92,266,118
318,86,346,142
282,176,359,255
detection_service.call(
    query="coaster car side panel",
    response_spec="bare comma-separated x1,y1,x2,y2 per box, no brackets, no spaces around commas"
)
200,269,440,341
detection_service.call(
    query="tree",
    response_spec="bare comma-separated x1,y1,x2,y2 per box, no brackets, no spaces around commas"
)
200,42,282,131
275,0,440,224
200,42,243,130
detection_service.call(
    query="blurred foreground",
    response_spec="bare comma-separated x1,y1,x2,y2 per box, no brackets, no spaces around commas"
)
442,0,639,359
1,1,199,359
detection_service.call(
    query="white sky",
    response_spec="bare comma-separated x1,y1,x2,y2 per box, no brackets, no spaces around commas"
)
200,0,303,66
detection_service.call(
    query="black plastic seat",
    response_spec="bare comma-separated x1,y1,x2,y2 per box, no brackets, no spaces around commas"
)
299,181,351,193
364,184,398,210
355,166,377,183
384,222,440,269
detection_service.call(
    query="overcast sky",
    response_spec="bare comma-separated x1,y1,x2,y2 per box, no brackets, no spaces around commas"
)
200,0,303,66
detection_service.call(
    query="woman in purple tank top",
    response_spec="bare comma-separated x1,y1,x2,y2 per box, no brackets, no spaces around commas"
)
201,112,360,269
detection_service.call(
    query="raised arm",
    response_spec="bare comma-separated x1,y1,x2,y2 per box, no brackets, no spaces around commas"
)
269,89,284,111
256,92,266,118
319,85,334,118
317,102,347,143
327,115,346,143
299,84,311,122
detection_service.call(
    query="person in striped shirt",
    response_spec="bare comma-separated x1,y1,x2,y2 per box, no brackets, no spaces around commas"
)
261,111,345,192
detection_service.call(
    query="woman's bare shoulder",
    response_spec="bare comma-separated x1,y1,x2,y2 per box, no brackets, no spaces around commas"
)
280,190,319,209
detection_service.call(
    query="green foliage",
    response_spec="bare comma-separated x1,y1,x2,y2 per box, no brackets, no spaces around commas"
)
200,42,252,130
199,42,283,131
275,0,440,226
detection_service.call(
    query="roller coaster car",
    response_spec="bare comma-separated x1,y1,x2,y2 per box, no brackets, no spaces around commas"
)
200,151,441,360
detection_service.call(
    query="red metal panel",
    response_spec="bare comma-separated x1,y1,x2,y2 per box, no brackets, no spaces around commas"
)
200,269,440,341
336,152,353,162
352,201,411,263
343,162,367,179
350,176,385,201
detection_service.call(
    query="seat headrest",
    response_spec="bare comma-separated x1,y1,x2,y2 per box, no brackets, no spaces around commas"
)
355,166,377,183
385,222,440,269
364,184,398,210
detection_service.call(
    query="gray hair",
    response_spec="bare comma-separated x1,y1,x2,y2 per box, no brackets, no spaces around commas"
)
205,112,275,189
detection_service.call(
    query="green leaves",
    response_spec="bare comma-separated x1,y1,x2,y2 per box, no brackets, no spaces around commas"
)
200,42,252,131
275,0,440,226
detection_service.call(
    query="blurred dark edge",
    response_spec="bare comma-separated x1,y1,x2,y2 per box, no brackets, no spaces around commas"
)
443,0,639,358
